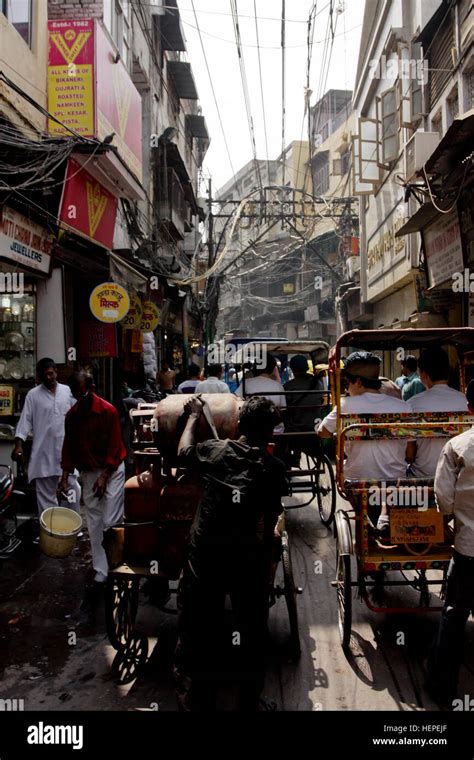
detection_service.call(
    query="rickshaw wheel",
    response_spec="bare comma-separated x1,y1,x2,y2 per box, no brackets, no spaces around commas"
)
281,531,301,662
336,548,352,651
105,576,140,650
316,454,336,527
111,634,148,685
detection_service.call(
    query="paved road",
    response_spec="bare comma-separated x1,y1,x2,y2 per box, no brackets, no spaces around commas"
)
1,485,473,711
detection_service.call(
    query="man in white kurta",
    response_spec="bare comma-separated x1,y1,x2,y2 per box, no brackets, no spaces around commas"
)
12,358,80,515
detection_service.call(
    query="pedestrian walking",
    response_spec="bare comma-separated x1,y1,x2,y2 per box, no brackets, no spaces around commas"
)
58,371,126,596
12,358,80,517
427,380,474,708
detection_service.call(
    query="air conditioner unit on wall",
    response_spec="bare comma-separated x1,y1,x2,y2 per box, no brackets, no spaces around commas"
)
346,256,360,280
405,131,440,182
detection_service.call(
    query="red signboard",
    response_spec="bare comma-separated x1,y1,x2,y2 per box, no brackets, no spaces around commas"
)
58,159,118,248
95,23,143,183
80,321,118,358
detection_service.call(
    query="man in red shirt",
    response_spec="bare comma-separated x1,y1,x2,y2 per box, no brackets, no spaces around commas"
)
59,371,126,590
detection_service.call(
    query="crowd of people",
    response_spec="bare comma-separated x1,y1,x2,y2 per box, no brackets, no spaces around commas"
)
11,347,474,711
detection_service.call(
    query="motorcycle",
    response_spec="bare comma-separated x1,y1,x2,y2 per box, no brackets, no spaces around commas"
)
120,379,165,466
0,464,27,559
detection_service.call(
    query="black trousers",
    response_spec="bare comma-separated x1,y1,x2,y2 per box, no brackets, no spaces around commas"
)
428,551,474,702
174,555,269,712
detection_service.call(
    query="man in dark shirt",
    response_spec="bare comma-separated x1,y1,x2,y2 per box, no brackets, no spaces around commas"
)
284,355,324,433
174,396,286,712
59,371,126,587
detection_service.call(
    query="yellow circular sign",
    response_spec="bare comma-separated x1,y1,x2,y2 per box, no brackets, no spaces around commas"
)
139,301,160,332
90,282,130,324
121,293,142,330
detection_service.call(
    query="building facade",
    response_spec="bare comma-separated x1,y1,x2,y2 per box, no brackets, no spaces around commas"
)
0,0,209,469
352,0,474,378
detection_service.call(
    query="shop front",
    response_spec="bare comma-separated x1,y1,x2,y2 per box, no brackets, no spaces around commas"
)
0,205,54,470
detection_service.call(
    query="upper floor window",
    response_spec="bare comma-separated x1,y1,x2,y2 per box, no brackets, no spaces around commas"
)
104,0,131,69
313,153,330,195
1,0,31,47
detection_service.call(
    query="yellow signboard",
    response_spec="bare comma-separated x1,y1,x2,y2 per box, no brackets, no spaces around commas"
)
47,20,95,137
121,293,143,330
390,508,444,545
90,282,130,324
139,302,160,332
0,386,14,416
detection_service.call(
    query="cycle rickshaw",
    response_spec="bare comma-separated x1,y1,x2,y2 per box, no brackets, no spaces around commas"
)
330,328,474,650
103,390,306,683
234,339,336,527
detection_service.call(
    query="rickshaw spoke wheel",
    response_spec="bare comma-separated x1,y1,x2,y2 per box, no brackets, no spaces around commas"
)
106,576,140,650
111,634,148,685
316,454,336,527
336,547,352,651
281,531,301,662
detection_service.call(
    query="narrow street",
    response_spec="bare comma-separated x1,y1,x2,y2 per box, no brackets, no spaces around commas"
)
2,485,472,712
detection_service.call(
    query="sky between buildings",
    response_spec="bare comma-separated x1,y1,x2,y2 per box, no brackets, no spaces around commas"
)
179,0,365,192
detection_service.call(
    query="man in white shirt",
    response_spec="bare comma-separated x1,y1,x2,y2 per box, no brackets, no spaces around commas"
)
236,355,286,408
407,347,467,477
318,352,409,481
427,380,474,708
195,364,230,394
177,364,202,394
12,358,80,516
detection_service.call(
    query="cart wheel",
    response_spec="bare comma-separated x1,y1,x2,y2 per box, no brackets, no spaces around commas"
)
105,576,140,651
336,545,352,651
111,634,148,685
281,531,301,662
316,454,336,527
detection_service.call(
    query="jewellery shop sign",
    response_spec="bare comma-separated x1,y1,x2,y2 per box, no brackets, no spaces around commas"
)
0,207,53,275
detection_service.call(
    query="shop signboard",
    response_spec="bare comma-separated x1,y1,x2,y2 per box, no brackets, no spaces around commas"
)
423,211,464,288
0,385,14,416
131,330,144,353
80,322,118,358
47,19,95,137
47,20,142,182
95,22,143,183
58,159,118,249
121,293,142,330
0,207,53,275
89,282,130,323
469,293,474,328
139,302,160,332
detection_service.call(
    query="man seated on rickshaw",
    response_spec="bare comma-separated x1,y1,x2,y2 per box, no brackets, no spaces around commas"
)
406,347,467,477
318,352,410,541
283,355,324,464
174,396,286,712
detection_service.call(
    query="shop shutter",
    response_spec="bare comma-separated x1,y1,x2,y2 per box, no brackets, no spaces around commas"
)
428,10,455,110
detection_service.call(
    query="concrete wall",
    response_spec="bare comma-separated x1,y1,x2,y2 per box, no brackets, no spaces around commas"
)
48,0,103,20
0,2,49,133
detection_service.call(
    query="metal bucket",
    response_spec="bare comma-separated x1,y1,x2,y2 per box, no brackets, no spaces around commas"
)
39,507,83,558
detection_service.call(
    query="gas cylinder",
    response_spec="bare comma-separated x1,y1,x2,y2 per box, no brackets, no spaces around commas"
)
123,449,163,565
153,393,244,465
124,450,163,521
